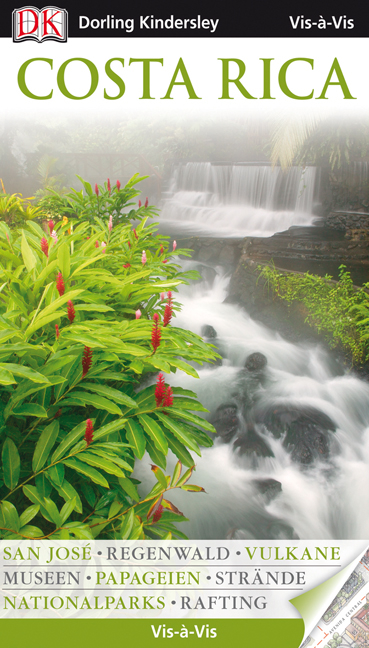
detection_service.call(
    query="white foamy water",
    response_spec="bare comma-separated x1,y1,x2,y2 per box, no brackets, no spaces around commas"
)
160,163,319,237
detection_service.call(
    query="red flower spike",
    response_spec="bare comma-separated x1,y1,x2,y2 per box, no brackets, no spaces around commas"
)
133,228,138,240
123,263,131,268
82,346,93,377
155,373,166,407
55,324,60,340
163,385,173,408
116,180,121,190
95,183,99,197
162,259,168,264
48,220,54,234
151,313,161,353
67,300,75,324
95,240,99,248
84,419,94,446
107,178,111,194
145,197,149,208
128,241,131,249
41,237,49,258
138,199,141,207
153,504,164,523
56,272,65,296
160,245,164,255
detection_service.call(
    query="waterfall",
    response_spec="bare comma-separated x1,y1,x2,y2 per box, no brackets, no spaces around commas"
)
161,163,319,237
135,263,369,540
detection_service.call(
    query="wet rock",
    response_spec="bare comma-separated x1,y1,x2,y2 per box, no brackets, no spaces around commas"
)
201,324,217,339
212,404,239,441
258,405,335,464
245,352,268,372
252,478,282,503
233,428,274,458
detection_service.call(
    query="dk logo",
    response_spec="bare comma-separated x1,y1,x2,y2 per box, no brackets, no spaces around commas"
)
12,6,68,42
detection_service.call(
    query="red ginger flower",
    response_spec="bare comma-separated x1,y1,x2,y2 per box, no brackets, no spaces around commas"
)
138,199,141,207
82,346,93,377
41,237,49,258
48,220,54,234
151,313,161,353
116,180,121,190
123,263,131,268
85,419,94,446
155,373,166,407
145,197,149,207
163,291,173,327
95,240,99,248
107,178,111,194
55,324,60,339
133,228,138,240
160,245,164,255
163,385,173,408
56,272,65,296
67,300,75,324
153,504,163,523
95,183,99,197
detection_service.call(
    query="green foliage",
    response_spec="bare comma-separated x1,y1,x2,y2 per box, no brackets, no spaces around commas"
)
258,263,369,363
0,176,218,540
36,174,157,225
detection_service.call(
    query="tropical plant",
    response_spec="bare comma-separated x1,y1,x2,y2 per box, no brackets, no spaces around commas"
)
258,263,369,363
0,176,218,541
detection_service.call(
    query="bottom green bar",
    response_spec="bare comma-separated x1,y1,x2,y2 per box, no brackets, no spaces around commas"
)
0,618,304,647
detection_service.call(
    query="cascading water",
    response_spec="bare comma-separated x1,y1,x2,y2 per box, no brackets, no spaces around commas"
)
135,263,369,540
161,163,319,237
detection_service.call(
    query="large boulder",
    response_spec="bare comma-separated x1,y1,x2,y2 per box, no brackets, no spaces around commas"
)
212,404,239,441
257,405,336,464
245,352,268,372
233,427,274,458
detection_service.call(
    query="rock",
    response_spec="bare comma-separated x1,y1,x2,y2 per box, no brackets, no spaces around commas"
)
201,324,217,339
245,352,268,372
258,405,335,464
212,404,239,441
252,478,282,503
233,428,274,458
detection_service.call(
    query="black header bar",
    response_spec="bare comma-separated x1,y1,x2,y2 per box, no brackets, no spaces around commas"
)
2,0,367,39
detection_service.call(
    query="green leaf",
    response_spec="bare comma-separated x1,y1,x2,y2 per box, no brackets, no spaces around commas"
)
169,408,217,434
124,419,146,459
60,497,77,524
56,479,83,514
145,356,171,373
0,363,51,384
171,461,182,486
66,391,123,416
51,420,87,463
151,464,167,489
43,497,62,527
145,437,166,470
77,452,125,478
32,421,60,473
155,412,201,455
118,477,139,502
109,501,123,519
0,368,16,385
19,505,40,527
23,485,45,507
80,383,137,408
19,525,43,538
93,418,128,442
2,438,21,490
13,403,48,418
21,230,37,274
139,414,168,455
120,508,135,539
46,463,65,487
87,448,133,471
169,358,199,378
62,458,110,488
130,359,144,374
165,432,194,467
0,501,20,532
57,242,70,279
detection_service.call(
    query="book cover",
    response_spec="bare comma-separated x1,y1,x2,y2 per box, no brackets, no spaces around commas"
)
0,3,368,647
